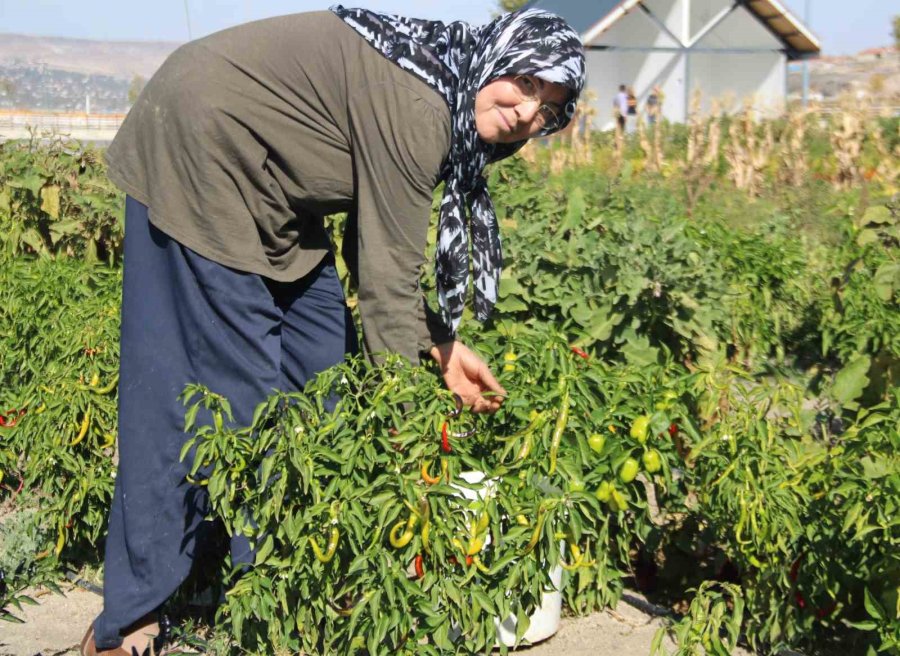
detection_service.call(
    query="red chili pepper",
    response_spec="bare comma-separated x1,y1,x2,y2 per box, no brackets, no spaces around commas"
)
789,555,802,583
668,423,678,437
795,591,807,609
414,554,424,579
448,555,459,566
815,601,837,619
570,346,590,360
465,555,474,566
441,422,451,453
1,408,24,428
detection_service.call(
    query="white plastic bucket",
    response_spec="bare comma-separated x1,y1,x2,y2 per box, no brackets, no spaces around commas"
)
453,471,563,647
495,563,563,646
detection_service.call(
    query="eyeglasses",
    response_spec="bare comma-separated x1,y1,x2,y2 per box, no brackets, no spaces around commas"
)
511,75,563,132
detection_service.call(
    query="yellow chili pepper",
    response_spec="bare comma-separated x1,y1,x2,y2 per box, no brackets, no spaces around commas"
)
389,513,418,548
55,527,66,556
560,542,595,570
472,555,491,574
91,375,119,395
421,460,441,485
70,408,91,446
521,505,549,555
310,526,340,563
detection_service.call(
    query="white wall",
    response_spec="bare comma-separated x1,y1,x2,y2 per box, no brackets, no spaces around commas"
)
643,0,689,44
690,51,786,117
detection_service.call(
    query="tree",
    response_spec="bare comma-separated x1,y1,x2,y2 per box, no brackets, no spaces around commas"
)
128,75,147,105
497,0,530,13
893,15,899,49
0,78,15,97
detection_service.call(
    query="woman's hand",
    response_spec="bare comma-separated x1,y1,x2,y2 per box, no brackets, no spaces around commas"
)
429,341,506,414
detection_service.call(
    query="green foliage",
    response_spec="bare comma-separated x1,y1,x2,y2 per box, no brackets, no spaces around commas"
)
0,255,120,564
696,214,819,364
488,159,729,365
683,361,900,654
0,134,123,262
0,509,49,623
651,581,744,656
820,201,900,404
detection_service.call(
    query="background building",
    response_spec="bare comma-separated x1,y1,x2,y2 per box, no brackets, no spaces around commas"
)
526,0,821,127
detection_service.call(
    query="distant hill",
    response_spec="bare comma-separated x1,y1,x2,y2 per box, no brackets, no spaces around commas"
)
787,47,900,104
0,33,180,112
0,33,180,80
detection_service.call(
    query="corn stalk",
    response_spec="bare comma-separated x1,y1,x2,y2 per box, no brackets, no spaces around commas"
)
637,113,664,173
724,101,773,197
829,100,865,190
871,120,899,189
777,107,809,187
682,92,720,216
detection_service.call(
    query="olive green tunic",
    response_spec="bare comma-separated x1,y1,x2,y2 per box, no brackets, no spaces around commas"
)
106,11,453,363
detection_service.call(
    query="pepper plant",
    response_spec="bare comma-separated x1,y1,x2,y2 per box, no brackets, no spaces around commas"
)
0,255,120,562
181,326,690,654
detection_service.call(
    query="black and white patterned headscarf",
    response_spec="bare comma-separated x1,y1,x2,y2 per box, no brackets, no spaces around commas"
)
331,4,585,333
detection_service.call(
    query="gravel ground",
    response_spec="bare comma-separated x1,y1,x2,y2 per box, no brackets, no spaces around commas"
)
1,585,754,656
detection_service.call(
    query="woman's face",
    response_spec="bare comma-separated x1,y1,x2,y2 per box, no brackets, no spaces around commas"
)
474,74,570,144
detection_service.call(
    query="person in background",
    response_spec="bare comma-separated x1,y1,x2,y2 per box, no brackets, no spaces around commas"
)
614,83,628,131
626,86,638,130
79,4,585,655
647,84,662,125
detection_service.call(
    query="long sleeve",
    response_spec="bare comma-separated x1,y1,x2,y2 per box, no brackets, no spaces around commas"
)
344,79,453,363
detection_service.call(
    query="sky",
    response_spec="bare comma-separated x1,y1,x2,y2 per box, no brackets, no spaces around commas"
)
0,0,895,55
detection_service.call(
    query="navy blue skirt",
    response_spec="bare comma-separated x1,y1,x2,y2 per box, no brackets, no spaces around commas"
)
94,196,357,648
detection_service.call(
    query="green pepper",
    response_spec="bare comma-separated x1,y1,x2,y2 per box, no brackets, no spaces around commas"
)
548,382,570,475
642,449,662,473
608,489,628,512
594,481,613,502
619,457,639,483
567,478,586,493
629,415,650,443
587,432,605,454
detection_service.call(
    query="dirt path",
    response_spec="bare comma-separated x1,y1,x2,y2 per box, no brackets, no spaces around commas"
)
1,586,752,656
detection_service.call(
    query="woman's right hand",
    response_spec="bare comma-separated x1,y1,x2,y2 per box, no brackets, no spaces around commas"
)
429,341,506,414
